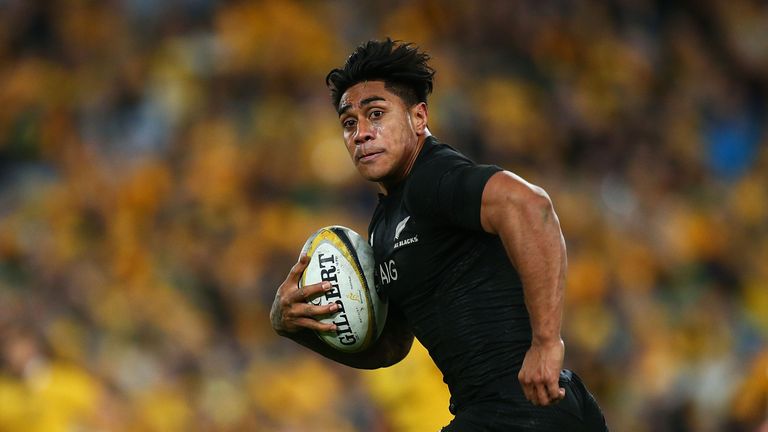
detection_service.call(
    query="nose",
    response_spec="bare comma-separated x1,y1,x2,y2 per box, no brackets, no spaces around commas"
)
354,119,374,145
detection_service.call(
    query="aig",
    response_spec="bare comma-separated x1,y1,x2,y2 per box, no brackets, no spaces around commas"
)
379,259,398,285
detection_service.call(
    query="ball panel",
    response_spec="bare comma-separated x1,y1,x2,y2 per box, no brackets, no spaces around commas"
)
329,226,380,344
326,226,387,340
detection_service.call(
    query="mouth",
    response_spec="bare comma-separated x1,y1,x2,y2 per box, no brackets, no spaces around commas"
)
356,149,384,163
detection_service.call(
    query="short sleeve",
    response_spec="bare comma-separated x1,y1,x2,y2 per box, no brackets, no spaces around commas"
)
404,155,502,230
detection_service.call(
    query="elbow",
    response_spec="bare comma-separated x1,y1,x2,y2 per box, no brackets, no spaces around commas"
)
482,171,557,234
376,335,414,368
383,340,414,368
521,184,552,210
349,332,414,370
504,182,555,225
526,186,556,222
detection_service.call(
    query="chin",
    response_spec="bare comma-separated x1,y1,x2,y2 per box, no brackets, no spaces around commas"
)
358,171,385,183
356,164,387,182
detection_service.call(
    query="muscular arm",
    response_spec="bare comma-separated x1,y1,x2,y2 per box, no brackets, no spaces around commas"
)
270,254,414,369
479,171,567,406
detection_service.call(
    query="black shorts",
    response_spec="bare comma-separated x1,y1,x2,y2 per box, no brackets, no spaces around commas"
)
441,370,609,432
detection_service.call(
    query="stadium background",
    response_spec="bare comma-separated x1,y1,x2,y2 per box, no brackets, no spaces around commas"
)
0,0,766,431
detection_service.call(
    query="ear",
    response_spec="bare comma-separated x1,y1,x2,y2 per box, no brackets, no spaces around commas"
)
410,102,429,136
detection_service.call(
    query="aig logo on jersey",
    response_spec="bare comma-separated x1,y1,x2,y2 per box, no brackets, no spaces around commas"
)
393,215,419,250
374,259,397,299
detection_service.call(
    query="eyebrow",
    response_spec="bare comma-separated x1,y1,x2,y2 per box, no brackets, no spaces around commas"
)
338,96,387,116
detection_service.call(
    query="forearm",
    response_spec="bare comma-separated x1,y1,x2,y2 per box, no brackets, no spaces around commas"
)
481,172,566,344
500,203,565,344
275,309,414,369
279,329,385,369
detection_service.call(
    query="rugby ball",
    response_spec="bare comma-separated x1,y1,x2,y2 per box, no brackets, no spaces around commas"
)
299,225,387,352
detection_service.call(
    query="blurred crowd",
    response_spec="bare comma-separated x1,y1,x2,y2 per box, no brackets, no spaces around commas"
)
0,0,766,431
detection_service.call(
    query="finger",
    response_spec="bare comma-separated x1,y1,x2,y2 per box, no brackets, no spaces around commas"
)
537,381,565,407
292,317,337,333
524,383,537,405
535,383,550,406
525,390,537,405
519,372,535,405
293,281,331,302
545,378,565,403
298,301,339,317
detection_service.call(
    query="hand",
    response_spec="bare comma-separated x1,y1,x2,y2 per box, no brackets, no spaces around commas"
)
270,254,339,335
518,338,565,406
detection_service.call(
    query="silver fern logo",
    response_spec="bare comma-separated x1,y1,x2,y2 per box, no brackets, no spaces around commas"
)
394,216,410,240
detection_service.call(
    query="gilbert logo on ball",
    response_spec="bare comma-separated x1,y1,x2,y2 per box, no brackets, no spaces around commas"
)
300,226,387,352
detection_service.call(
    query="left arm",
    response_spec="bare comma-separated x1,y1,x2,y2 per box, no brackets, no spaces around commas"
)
480,170,567,407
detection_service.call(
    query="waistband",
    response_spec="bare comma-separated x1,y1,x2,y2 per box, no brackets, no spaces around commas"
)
449,370,574,415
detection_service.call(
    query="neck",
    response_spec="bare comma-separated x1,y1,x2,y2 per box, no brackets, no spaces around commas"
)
379,130,432,195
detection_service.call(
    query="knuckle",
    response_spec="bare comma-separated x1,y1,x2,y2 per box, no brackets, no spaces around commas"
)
286,306,301,318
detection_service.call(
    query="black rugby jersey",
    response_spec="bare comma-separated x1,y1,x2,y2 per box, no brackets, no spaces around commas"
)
368,136,532,410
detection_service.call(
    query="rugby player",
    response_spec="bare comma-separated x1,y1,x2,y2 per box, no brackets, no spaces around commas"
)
271,38,609,431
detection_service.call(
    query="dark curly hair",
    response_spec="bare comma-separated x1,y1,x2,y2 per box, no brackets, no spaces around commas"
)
325,38,435,111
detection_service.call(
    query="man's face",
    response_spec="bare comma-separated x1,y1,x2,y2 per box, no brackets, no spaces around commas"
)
337,81,427,186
